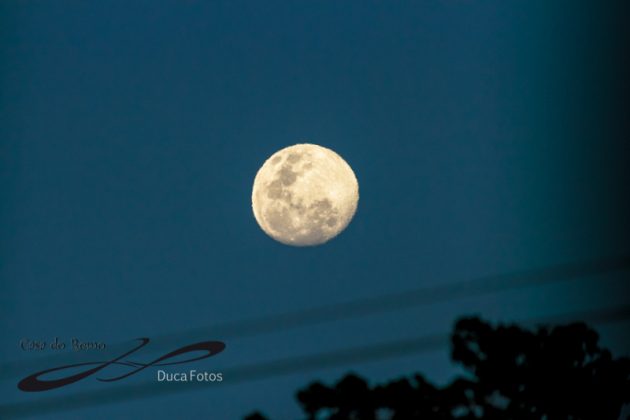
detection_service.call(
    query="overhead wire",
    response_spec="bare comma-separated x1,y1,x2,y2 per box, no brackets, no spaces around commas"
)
1,303,629,418
1,255,628,380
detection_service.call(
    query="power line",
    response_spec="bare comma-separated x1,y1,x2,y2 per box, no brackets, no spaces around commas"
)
1,255,628,379
164,255,630,342
2,304,629,418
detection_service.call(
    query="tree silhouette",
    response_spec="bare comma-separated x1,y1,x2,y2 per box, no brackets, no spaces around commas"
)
245,317,630,420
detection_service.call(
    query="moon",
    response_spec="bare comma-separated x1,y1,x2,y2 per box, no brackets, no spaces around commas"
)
252,143,359,246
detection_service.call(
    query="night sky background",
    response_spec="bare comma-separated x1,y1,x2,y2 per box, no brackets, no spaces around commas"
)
1,1,629,419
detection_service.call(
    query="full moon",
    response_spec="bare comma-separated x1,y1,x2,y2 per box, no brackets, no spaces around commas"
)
252,143,359,246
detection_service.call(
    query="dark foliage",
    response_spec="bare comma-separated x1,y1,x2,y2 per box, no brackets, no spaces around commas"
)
246,317,630,420
244,413,269,420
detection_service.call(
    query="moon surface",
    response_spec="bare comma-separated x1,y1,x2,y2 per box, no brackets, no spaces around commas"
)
252,144,359,246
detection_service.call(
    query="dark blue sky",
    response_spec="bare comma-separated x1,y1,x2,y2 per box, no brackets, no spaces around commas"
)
1,1,628,418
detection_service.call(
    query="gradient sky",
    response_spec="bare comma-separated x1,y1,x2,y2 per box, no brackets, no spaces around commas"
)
1,1,629,419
